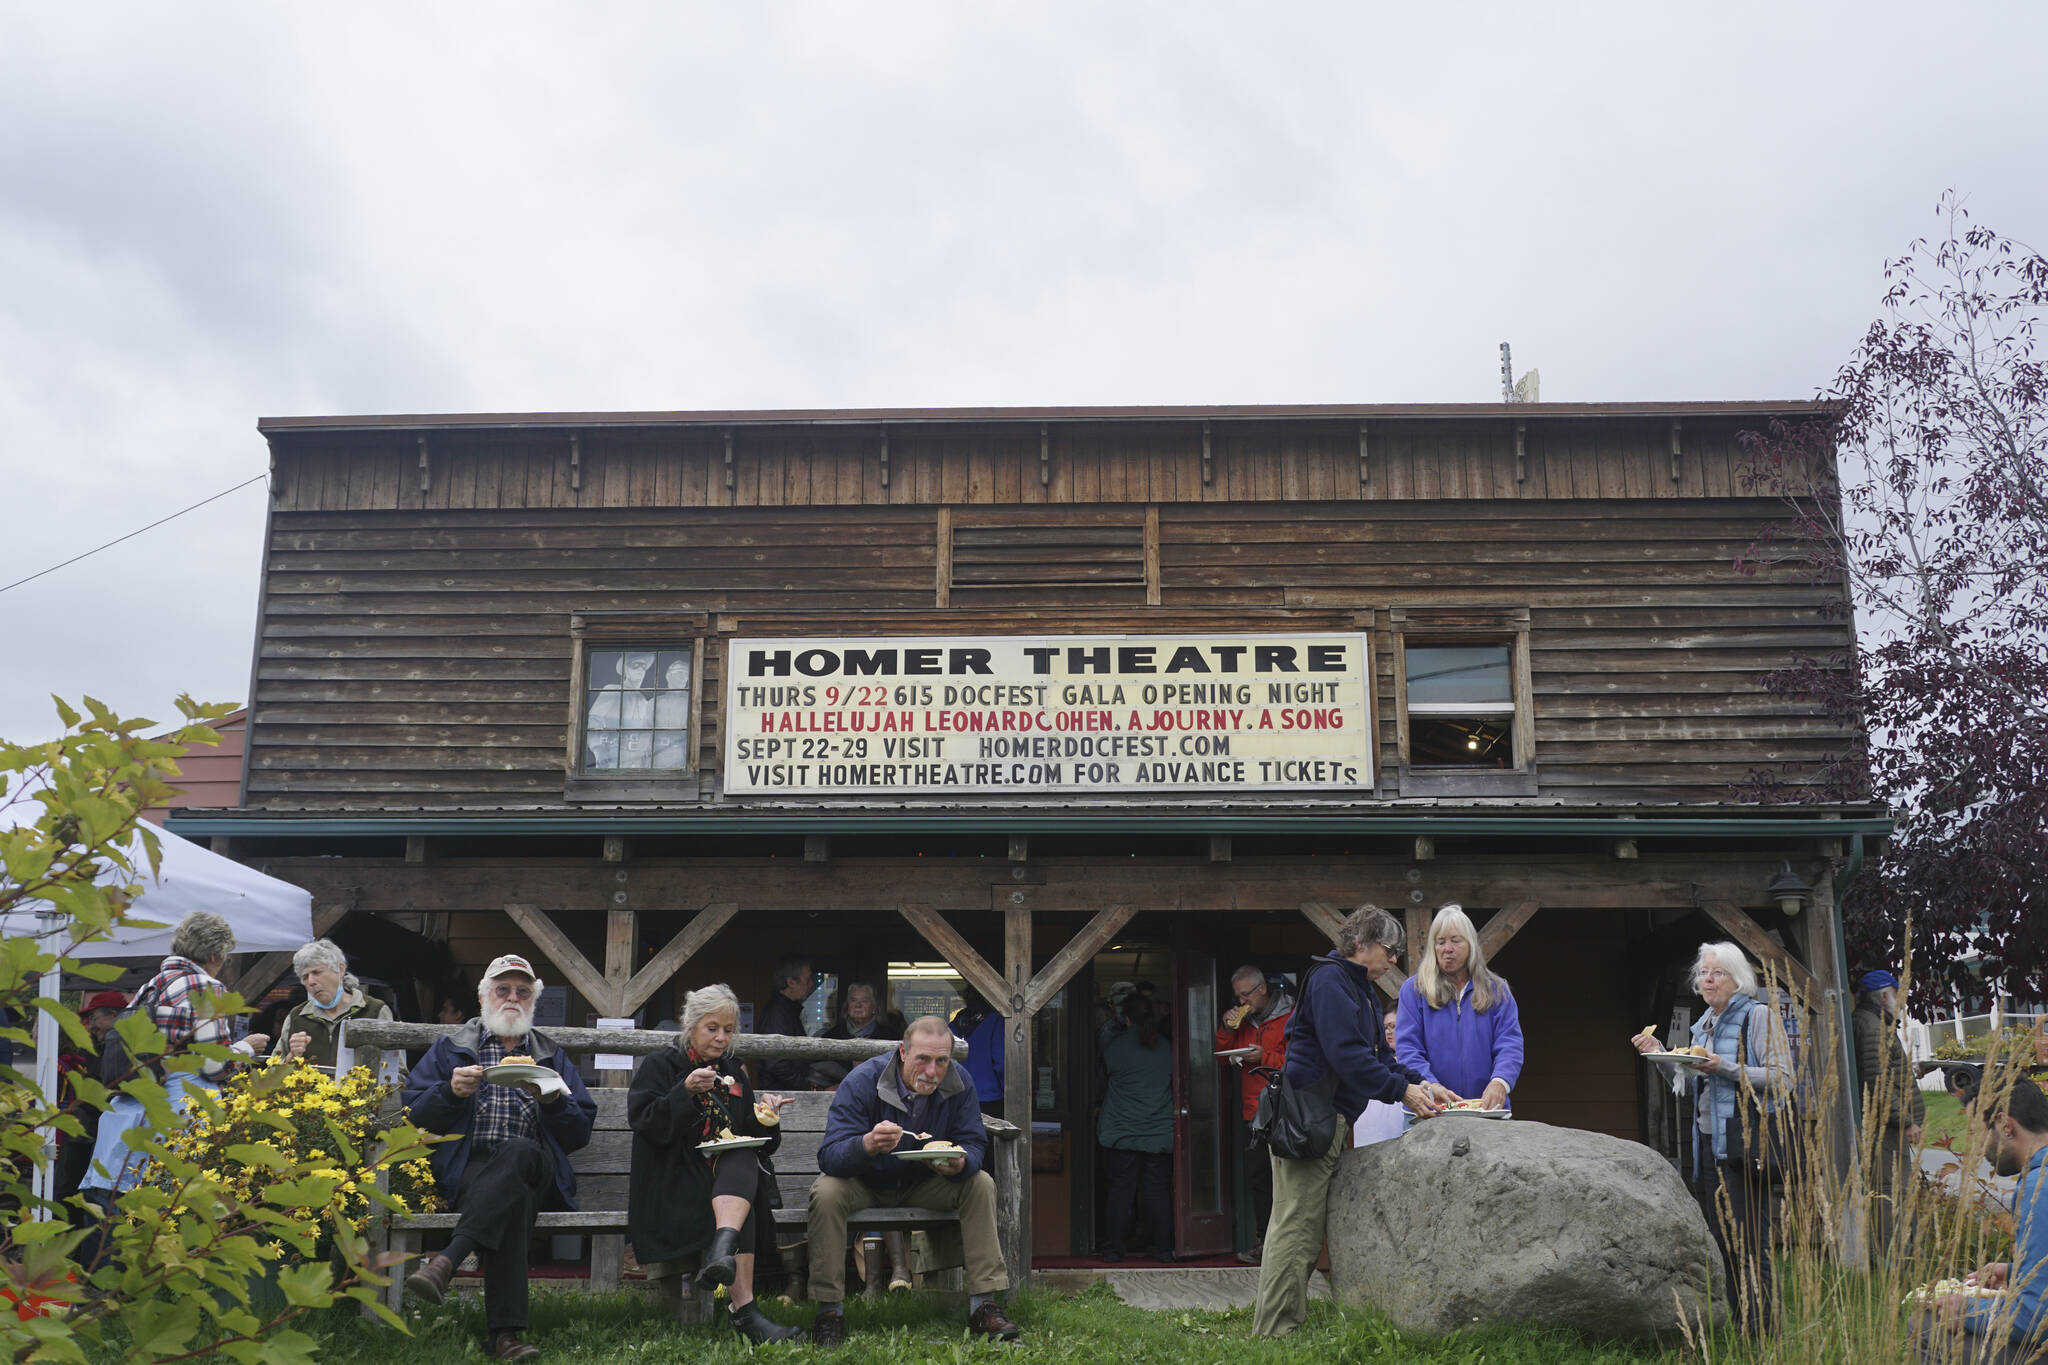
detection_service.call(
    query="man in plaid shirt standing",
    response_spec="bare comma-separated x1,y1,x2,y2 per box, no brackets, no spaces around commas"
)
81,911,270,1199
403,954,596,1363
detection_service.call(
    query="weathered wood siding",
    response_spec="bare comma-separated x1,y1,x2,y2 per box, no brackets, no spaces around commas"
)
242,417,1852,810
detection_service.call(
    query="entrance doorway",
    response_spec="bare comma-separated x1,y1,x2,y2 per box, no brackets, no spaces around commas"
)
1066,925,1235,1261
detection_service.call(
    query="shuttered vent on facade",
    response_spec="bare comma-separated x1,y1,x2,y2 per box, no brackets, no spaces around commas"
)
948,516,1148,596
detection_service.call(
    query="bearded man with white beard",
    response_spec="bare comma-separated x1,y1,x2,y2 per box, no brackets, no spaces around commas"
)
401,955,597,1362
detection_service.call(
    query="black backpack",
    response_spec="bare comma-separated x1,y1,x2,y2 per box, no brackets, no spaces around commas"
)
98,976,170,1086
1249,961,1370,1158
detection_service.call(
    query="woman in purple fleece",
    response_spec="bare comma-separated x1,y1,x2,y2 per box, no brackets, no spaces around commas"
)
1395,903,1525,1110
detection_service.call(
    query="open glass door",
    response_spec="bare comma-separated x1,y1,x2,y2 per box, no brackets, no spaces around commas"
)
1171,942,1233,1256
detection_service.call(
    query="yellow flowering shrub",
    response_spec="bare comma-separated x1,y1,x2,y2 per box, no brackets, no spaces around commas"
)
159,1058,444,1249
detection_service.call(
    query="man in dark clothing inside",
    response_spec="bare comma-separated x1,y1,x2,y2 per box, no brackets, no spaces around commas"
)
402,954,597,1363
756,955,815,1092
807,1016,1019,1346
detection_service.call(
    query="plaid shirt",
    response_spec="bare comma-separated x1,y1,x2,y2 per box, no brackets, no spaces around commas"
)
144,956,244,1079
473,1033,541,1147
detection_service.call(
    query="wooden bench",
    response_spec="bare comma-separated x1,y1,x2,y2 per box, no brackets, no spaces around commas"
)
343,1021,1022,1321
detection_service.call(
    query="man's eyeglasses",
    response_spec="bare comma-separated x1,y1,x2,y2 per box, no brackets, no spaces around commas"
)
491,983,536,1001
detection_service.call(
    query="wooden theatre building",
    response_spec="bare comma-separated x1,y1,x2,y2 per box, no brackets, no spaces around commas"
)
169,401,1889,1266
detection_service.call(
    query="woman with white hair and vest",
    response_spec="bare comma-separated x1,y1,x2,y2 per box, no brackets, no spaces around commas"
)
268,938,392,1070
1395,903,1525,1111
1632,940,1792,1336
627,984,802,1344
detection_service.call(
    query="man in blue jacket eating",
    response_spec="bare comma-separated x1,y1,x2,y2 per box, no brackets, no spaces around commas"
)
808,1015,1018,1346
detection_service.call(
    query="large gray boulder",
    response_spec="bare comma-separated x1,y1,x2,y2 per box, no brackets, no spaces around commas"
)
1326,1119,1726,1342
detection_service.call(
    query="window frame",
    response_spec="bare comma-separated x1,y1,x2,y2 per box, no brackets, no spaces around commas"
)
1389,606,1536,796
563,612,709,802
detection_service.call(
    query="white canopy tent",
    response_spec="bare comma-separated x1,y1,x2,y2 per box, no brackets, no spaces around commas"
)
2,796,314,1207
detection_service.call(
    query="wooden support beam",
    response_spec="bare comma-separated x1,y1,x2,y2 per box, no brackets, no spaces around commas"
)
506,903,618,1016
405,836,432,865
1403,906,1430,981
603,836,631,863
1143,505,1161,607
619,902,737,1017
897,903,1011,1014
1208,834,1232,863
1700,900,1817,998
1001,902,1033,1285
601,910,638,1082
804,835,830,864
1007,834,1029,863
1022,904,1136,1016
935,507,952,609
1478,900,1541,959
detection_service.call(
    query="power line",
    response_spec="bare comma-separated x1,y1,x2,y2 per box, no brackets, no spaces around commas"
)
0,473,269,597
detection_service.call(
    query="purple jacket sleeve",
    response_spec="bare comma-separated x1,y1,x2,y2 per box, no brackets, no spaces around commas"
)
1394,978,1435,1085
1489,983,1526,1089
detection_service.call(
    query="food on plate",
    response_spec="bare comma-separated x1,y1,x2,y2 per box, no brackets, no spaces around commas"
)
1683,1046,1712,1058
711,1127,738,1143
1905,1277,1998,1304
501,1054,536,1066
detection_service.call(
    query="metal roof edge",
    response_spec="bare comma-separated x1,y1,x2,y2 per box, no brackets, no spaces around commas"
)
256,400,1835,435
166,809,1894,840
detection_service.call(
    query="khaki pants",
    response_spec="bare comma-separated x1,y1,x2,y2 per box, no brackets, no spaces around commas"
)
1251,1120,1345,1338
807,1171,1009,1302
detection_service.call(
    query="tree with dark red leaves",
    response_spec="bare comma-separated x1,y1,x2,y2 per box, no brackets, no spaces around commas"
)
1737,192,2048,1010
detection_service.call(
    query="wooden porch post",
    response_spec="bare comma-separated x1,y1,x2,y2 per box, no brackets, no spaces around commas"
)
1803,865,1867,1269
1002,904,1032,1290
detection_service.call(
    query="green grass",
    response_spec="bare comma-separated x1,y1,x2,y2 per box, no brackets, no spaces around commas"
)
283,1285,1697,1365
1922,1089,1966,1148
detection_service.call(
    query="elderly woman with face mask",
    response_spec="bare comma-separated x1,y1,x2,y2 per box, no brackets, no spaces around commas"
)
268,938,392,1070
1632,941,1792,1337
1395,903,1525,1111
628,984,802,1345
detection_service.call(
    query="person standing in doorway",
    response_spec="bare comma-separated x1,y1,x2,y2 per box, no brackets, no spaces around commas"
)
1216,965,1293,1263
1098,993,1176,1262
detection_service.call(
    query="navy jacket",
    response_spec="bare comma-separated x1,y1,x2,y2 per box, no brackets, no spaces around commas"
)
1283,952,1421,1125
818,1049,989,1190
403,1020,597,1209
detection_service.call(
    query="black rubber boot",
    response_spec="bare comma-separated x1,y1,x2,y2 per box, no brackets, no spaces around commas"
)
728,1299,806,1345
696,1227,741,1290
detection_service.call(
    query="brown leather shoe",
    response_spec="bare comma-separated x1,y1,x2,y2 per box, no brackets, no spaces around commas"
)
967,1301,1022,1341
403,1252,454,1305
812,1311,847,1348
487,1331,540,1362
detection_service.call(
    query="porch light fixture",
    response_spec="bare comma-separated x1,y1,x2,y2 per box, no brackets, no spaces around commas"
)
1766,861,1812,917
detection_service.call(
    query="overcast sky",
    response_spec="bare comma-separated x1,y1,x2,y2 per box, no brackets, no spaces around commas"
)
2,4,2044,746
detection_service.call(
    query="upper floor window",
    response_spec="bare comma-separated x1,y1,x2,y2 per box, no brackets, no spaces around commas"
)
582,645,695,770
1404,643,1515,767
1390,607,1535,796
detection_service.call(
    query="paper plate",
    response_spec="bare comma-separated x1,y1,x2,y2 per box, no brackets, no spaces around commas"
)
1214,1047,1262,1061
894,1146,969,1162
698,1136,772,1154
483,1063,558,1086
1642,1051,1714,1071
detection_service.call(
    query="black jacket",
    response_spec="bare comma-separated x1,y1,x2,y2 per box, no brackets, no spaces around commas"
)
755,992,810,1092
402,1021,597,1208
627,1047,784,1264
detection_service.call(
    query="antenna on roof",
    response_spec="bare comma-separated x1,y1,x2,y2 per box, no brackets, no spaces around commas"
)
1500,342,1540,403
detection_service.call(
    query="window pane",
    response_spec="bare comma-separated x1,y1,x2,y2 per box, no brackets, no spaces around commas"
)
1410,715,1515,767
583,644,692,773
656,650,692,692
590,649,626,689
1406,644,1511,707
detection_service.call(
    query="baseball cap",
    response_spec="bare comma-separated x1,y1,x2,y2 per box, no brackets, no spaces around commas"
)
484,953,538,981
83,990,129,1013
